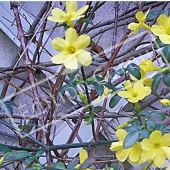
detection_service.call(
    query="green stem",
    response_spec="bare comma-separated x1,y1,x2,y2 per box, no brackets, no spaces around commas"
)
134,102,143,125
81,2,99,34
81,66,96,141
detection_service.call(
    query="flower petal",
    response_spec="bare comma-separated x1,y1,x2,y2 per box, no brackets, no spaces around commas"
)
64,55,78,70
79,149,88,164
118,91,132,98
133,82,144,92
153,151,166,168
129,143,142,162
115,129,127,141
141,150,155,162
75,35,90,50
75,5,89,16
140,69,146,79
150,130,162,144
52,52,68,64
128,97,139,103
136,11,144,22
143,78,153,87
65,1,77,13
51,37,67,52
141,138,153,151
76,50,92,66
160,134,170,146
71,15,85,20
160,34,170,44
151,25,166,36
116,149,129,162
65,28,78,44
157,14,169,31
48,8,66,22
128,23,139,34
162,146,170,159
110,142,123,151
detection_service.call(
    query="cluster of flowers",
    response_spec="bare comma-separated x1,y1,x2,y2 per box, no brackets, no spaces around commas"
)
48,1,92,70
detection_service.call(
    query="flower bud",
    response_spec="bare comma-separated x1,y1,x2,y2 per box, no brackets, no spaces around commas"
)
79,92,87,104
160,99,170,106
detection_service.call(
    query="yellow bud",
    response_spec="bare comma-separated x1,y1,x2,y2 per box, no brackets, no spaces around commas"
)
0,156,4,166
116,122,129,130
160,99,170,106
79,92,87,104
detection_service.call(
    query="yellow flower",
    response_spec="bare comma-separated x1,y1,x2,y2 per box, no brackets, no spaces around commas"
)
0,156,4,166
51,28,92,70
130,69,153,87
96,86,112,103
110,129,142,162
128,8,151,34
139,59,161,72
151,14,170,44
141,130,170,168
118,80,151,103
48,1,89,27
160,99,170,106
75,149,91,170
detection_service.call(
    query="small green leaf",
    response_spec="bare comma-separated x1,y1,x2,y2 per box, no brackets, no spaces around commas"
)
36,150,44,158
93,82,104,96
127,63,141,80
156,124,166,131
163,129,170,133
110,164,119,170
146,120,157,128
123,131,140,149
162,45,170,63
25,157,36,165
48,162,66,170
109,95,121,108
124,122,140,132
115,68,126,76
152,74,162,93
140,111,149,117
104,82,117,91
79,157,96,169
140,129,150,138
162,73,170,87
0,144,12,152
150,111,166,121
94,106,109,112
5,151,32,161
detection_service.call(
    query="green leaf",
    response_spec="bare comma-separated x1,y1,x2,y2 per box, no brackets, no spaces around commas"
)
140,111,149,117
127,63,141,80
0,144,12,152
146,10,163,21
25,157,36,165
124,122,140,132
152,74,162,93
84,117,93,125
56,85,70,101
150,111,166,121
36,150,44,158
78,18,94,25
123,131,140,149
94,106,109,112
5,151,32,161
104,82,117,91
146,120,157,128
140,129,150,138
4,101,18,107
110,164,119,170
162,73,170,87
162,45,170,63
156,124,166,131
79,157,96,169
163,129,170,133
109,95,121,108
48,162,66,170
115,68,126,76
93,82,104,96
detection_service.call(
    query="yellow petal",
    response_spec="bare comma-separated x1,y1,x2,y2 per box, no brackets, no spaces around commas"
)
65,28,78,44
151,25,166,36
129,143,142,162
150,130,162,144
144,8,151,19
141,138,153,151
140,23,151,30
140,69,146,79
124,80,133,92
75,35,90,50
141,150,155,162
160,134,170,146
157,14,169,31
76,50,92,66
65,1,77,13
110,142,123,151
52,52,68,64
118,91,132,98
136,11,144,22
128,97,139,103
96,96,101,104
48,8,66,22
51,37,67,52
64,55,78,70
72,15,85,20
133,82,144,92
143,78,153,87
116,148,129,162
128,23,140,34
79,149,88,164
153,151,166,168
160,34,170,44
115,129,127,141
162,147,170,159
75,5,89,16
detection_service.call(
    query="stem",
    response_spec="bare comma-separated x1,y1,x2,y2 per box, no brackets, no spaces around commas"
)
81,66,96,141
134,102,143,125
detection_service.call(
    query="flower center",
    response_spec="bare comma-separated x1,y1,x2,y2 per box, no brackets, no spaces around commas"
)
131,91,138,97
154,143,160,149
66,46,76,54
